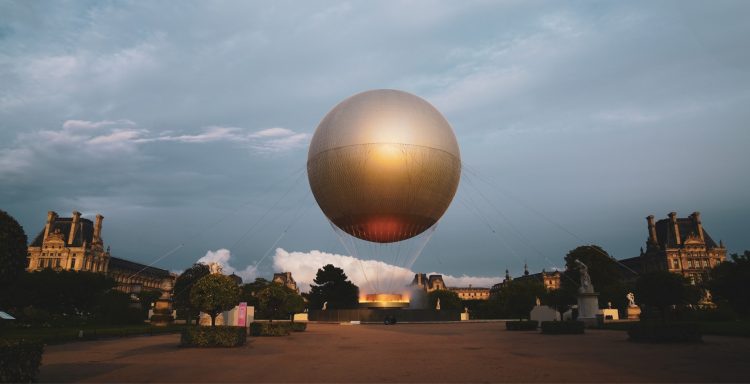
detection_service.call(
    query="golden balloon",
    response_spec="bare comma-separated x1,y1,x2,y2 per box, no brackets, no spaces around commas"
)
308,89,461,243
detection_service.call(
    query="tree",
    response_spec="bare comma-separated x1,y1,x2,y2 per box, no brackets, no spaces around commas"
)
307,264,359,310
543,287,577,320
428,290,462,311
562,245,629,310
500,279,546,320
636,271,701,321
190,274,240,326
0,210,28,301
709,251,750,318
173,263,210,325
257,283,304,322
7,269,115,323
240,278,271,307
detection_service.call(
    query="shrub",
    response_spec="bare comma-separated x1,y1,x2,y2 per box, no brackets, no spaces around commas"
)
290,322,307,332
0,340,44,383
541,321,585,334
250,322,290,336
180,326,247,347
505,320,538,331
627,322,702,343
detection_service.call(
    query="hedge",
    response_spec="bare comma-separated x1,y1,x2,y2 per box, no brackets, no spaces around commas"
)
0,340,44,383
290,322,307,332
250,322,291,336
627,322,702,343
180,326,247,347
506,320,538,331
541,321,585,334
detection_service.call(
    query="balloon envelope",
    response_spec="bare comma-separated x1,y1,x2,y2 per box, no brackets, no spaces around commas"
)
308,89,461,243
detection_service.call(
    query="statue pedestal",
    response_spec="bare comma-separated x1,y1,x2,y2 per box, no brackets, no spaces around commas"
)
577,292,600,323
627,306,641,320
150,299,174,326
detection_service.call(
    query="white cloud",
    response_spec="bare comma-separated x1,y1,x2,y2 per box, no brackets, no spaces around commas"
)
63,119,135,130
271,248,501,293
196,248,258,283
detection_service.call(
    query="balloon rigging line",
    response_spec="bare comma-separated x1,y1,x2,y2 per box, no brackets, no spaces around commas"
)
462,172,565,273
227,168,308,253
251,189,314,271
462,164,638,276
457,196,526,271
121,165,306,281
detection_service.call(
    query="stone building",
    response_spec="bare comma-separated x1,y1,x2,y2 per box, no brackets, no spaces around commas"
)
449,286,490,300
26,210,174,294
619,211,726,284
490,265,562,295
410,273,446,292
272,272,298,293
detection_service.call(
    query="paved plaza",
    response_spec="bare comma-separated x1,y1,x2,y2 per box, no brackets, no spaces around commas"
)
39,322,750,383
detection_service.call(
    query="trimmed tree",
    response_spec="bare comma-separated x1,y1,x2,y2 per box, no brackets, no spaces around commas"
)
0,210,28,304
636,271,701,321
709,251,750,318
428,289,462,311
502,279,546,320
543,286,577,320
173,263,210,325
562,245,629,310
190,274,240,327
308,264,359,310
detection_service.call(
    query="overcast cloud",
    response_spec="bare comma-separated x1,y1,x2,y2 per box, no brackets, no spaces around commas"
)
2,1,749,288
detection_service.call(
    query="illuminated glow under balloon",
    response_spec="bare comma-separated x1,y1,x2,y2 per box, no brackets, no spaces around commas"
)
308,89,461,243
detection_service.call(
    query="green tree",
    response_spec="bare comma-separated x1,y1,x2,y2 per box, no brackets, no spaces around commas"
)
7,269,116,323
428,289,462,311
257,283,304,322
562,245,629,310
636,271,701,321
173,263,210,325
0,209,28,303
543,287,577,319
308,264,359,310
499,279,546,320
240,278,271,307
190,274,240,326
709,251,750,318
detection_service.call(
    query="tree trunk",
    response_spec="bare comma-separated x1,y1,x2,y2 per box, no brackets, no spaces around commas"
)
211,313,216,327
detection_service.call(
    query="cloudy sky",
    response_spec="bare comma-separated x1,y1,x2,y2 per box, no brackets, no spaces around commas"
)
2,1,749,289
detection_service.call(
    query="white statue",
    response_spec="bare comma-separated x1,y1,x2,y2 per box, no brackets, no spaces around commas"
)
535,297,541,306
436,298,441,310
322,301,328,310
626,292,636,308
573,259,593,293
208,262,223,275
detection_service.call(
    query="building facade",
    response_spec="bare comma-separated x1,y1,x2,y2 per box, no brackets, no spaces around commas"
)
620,211,726,284
410,273,447,292
27,210,174,294
449,286,490,300
272,272,299,293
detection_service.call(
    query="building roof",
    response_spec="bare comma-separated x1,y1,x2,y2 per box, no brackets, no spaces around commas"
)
108,257,171,279
654,217,719,249
29,217,95,247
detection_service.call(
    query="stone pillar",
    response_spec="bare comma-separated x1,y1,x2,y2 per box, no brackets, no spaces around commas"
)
94,214,104,243
646,215,658,245
68,211,81,245
44,211,58,240
691,211,704,242
669,212,681,245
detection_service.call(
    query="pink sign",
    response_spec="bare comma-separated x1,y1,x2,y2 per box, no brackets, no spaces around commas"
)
238,302,247,327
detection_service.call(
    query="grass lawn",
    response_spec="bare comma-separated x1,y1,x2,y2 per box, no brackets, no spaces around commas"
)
0,323,188,344
603,320,750,337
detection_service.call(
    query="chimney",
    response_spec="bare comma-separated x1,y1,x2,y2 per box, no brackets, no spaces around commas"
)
646,215,658,245
44,211,58,240
94,214,104,243
691,212,704,242
669,212,681,245
68,211,81,245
